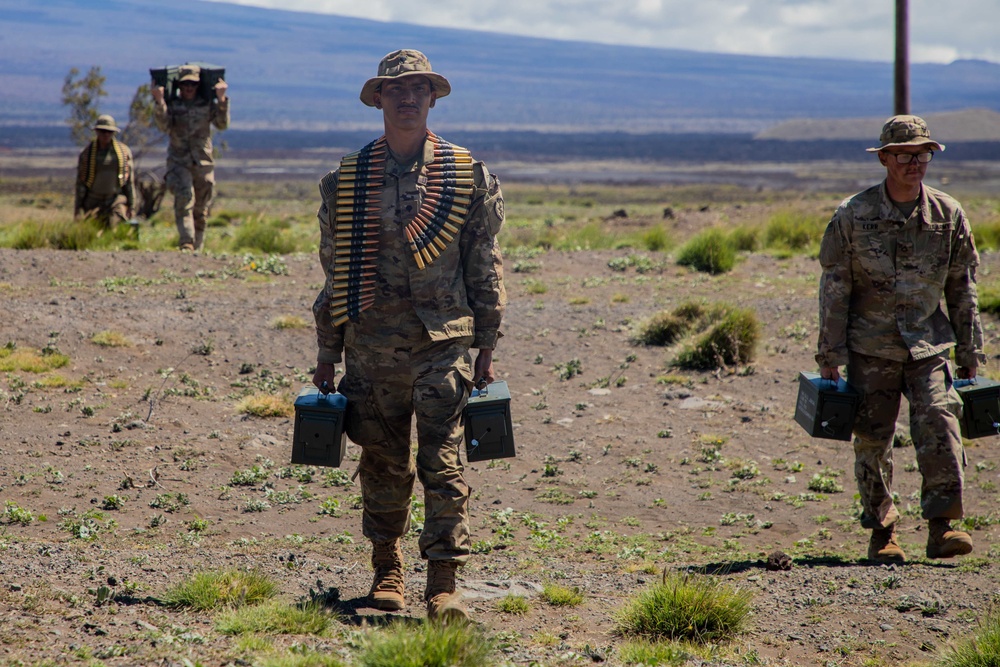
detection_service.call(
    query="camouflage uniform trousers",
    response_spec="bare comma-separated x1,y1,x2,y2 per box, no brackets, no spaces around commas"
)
164,160,215,247
79,193,129,228
337,333,473,564
848,351,965,530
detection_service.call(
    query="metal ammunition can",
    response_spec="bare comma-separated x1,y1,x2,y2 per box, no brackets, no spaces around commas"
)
794,371,860,441
291,386,347,467
955,377,1000,439
149,62,226,103
464,380,516,462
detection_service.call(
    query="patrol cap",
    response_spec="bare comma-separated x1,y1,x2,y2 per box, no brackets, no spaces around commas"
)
359,49,451,107
866,114,945,152
178,65,201,83
93,114,120,133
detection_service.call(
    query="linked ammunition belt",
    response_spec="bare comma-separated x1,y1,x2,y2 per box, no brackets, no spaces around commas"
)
82,139,128,189
329,132,475,326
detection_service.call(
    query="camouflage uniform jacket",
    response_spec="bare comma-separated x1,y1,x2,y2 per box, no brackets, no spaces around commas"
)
816,181,985,369
74,138,135,215
153,96,230,167
313,136,506,364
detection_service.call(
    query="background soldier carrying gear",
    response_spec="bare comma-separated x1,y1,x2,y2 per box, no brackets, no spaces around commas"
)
311,49,506,623
151,64,229,251
74,114,135,227
816,114,984,564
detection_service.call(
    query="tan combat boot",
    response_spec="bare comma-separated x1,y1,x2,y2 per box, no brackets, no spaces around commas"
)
425,561,469,623
926,518,973,559
369,540,405,611
868,525,906,563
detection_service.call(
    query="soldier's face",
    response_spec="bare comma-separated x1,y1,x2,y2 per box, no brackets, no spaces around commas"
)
879,146,929,192
179,81,199,100
373,75,436,131
96,130,113,149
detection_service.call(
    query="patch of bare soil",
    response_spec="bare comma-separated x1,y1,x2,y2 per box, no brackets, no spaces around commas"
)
2,244,1000,666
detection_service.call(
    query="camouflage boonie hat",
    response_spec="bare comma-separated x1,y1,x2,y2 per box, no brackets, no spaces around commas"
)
178,65,201,83
93,114,120,133
359,49,451,107
866,114,945,152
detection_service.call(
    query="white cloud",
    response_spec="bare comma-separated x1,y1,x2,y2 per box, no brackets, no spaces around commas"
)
204,0,998,64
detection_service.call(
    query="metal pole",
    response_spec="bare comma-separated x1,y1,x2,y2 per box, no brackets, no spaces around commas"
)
894,0,910,114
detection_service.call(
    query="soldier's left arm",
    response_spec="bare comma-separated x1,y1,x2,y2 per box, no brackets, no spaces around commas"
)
122,144,136,217
945,208,986,369
211,96,231,131
460,161,507,350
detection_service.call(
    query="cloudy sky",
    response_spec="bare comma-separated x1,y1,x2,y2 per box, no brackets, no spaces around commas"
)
204,0,996,64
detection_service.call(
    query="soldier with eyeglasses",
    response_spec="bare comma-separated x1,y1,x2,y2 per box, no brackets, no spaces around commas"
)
815,114,983,564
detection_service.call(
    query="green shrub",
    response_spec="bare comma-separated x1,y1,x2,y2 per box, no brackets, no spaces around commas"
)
674,308,759,370
635,311,691,346
763,210,825,252
616,572,752,644
937,607,1000,667
728,226,760,252
618,639,691,666
641,226,673,252
353,620,494,667
973,219,1000,252
541,583,584,607
233,219,296,254
676,229,736,274
216,600,334,635
161,569,279,610
979,282,1000,316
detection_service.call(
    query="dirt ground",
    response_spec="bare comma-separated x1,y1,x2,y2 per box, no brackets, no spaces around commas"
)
3,195,1000,666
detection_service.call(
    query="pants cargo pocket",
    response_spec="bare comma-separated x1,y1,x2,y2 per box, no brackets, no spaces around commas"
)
337,374,384,447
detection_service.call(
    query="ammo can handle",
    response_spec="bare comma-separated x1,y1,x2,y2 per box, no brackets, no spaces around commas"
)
475,378,489,396
319,381,330,399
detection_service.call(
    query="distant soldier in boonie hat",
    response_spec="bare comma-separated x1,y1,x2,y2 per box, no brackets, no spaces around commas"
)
311,49,506,624
816,114,981,565
74,114,135,227
151,63,230,251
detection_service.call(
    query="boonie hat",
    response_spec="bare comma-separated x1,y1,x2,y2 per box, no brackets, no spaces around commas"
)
866,114,945,152
359,49,451,107
93,114,120,133
178,65,201,83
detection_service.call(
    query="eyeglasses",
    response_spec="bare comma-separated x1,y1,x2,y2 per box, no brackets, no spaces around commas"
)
888,152,933,164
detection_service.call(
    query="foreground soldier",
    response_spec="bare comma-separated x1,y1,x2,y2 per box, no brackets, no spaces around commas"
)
152,64,230,251
816,115,982,563
311,50,506,621
74,114,135,227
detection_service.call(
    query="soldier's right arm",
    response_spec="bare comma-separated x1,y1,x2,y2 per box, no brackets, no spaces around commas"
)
74,147,88,217
815,206,853,369
312,170,345,364
152,94,170,133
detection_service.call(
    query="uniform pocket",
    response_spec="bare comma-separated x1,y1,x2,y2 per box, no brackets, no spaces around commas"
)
336,374,383,447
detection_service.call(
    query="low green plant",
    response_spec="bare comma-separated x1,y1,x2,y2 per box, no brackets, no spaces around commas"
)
353,620,494,667
0,343,70,373
271,315,309,330
91,330,132,347
674,308,760,370
615,572,752,644
496,594,531,615
634,311,690,346
237,393,294,418
216,599,334,635
541,583,584,607
934,608,1000,667
676,229,736,274
4,501,35,525
161,569,279,611
807,474,843,493
233,218,297,254
618,638,691,666
762,210,825,252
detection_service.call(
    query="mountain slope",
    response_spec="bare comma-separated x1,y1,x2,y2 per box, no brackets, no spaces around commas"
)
1,0,999,133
